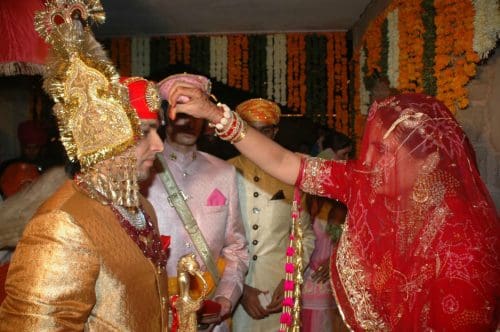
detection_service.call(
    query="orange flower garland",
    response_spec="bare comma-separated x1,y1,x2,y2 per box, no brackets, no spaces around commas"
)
233,35,245,89
351,0,488,153
241,36,250,91
352,48,361,115
298,35,307,114
340,33,349,131
325,33,335,127
434,0,478,113
286,35,293,108
363,14,386,76
398,0,424,92
225,35,250,91
335,32,349,133
286,34,300,111
227,35,237,88
111,38,131,76
168,38,177,65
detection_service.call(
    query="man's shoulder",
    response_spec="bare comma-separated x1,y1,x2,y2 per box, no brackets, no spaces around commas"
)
36,180,77,213
36,179,102,217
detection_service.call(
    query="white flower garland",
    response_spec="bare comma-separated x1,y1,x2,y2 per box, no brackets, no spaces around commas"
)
210,36,228,83
209,36,217,79
220,36,228,84
359,48,370,115
276,34,288,105
472,0,500,59
266,35,274,100
131,37,150,77
273,35,281,102
387,9,400,88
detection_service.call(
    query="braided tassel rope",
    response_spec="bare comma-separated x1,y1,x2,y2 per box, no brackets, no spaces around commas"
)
279,188,304,332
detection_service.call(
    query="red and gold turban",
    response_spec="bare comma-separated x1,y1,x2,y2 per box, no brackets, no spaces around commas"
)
235,98,281,125
120,77,160,120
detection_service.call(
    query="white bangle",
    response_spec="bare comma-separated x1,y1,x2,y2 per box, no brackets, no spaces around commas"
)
209,103,232,130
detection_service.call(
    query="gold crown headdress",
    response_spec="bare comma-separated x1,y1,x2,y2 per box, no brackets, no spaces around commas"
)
34,0,140,170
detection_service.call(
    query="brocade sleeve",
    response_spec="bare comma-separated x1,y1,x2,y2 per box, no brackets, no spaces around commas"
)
0,210,99,331
296,157,350,203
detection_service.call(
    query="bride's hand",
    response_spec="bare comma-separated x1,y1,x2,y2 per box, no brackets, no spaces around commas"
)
166,82,221,123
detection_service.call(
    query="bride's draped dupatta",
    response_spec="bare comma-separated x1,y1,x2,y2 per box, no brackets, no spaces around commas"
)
298,93,499,331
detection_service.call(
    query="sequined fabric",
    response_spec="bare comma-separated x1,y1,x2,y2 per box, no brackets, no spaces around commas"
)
0,180,169,331
299,93,500,331
33,1,142,209
34,1,141,169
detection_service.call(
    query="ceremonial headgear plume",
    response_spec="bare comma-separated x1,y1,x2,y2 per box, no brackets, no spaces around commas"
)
34,0,141,170
34,0,142,208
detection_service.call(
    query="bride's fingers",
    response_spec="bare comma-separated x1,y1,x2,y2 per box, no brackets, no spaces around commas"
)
167,83,198,105
168,106,176,120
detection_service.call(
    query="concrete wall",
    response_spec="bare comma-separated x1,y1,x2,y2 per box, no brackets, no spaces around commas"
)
350,0,500,210
456,52,500,209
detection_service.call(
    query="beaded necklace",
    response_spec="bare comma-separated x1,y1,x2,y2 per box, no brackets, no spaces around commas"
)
75,175,168,269
110,204,167,269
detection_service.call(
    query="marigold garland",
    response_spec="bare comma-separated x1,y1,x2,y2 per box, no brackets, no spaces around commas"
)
168,38,176,65
228,35,242,88
287,34,301,111
435,0,478,112
111,38,131,76
107,32,349,132
337,33,349,133
352,48,361,115
241,36,250,91
298,35,307,114
398,0,424,92
350,0,499,154
363,14,386,76
325,33,335,127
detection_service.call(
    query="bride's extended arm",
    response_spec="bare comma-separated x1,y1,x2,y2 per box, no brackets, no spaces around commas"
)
167,84,302,185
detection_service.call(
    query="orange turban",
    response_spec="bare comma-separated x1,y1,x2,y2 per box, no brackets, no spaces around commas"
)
0,162,40,198
235,98,281,125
